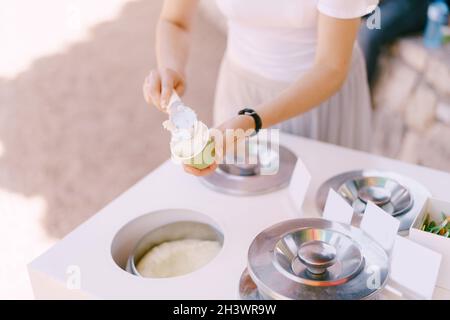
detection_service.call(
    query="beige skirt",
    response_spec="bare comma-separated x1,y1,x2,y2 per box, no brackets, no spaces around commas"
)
213,45,372,152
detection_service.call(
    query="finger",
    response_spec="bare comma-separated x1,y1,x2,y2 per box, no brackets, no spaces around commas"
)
204,162,218,175
183,163,217,177
183,165,203,176
160,72,175,110
146,71,163,111
174,77,186,97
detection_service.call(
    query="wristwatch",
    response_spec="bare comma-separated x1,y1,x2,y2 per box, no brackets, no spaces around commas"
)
238,108,262,136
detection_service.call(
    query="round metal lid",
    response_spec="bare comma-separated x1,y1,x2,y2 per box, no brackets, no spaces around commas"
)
338,176,413,216
200,144,297,196
316,170,431,232
247,218,389,300
288,231,364,287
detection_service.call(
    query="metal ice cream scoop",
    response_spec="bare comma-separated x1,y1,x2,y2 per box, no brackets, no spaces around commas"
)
167,92,197,130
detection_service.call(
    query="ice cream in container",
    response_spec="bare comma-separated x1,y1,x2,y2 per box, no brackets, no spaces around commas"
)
163,93,215,170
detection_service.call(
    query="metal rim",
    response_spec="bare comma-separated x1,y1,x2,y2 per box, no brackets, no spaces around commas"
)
126,221,223,278
316,170,431,232
337,176,414,217
238,267,384,300
247,218,390,300
200,144,297,196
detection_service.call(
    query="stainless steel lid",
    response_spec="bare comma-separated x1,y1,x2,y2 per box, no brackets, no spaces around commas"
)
246,218,389,300
200,144,297,196
338,176,413,216
316,170,431,232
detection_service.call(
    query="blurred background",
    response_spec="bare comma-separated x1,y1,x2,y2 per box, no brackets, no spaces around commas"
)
0,0,449,299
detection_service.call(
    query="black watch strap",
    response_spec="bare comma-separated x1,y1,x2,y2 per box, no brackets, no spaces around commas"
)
238,108,262,136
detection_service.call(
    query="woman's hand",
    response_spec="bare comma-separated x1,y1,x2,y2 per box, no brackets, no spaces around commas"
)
143,68,185,112
183,162,218,176
182,115,255,177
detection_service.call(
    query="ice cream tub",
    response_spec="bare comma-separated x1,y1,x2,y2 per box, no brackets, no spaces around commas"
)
169,122,216,170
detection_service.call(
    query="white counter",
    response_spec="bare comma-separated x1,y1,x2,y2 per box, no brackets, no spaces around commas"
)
28,133,450,299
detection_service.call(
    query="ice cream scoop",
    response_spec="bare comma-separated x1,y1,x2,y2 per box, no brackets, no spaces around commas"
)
164,92,197,133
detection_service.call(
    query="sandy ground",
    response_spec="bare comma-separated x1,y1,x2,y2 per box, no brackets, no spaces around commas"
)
0,0,225,299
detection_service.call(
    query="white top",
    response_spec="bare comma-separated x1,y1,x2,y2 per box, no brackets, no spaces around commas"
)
215,0,379,82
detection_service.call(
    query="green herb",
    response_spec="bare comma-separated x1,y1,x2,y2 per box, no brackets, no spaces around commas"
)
421,211,450,238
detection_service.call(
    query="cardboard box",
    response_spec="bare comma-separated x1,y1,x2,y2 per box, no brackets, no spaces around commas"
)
409,198,450,291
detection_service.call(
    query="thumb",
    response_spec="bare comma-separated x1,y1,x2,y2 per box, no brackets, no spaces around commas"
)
160,74,175,111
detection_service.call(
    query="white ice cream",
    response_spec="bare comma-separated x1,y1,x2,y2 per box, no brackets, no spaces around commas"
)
163,95,209,159
136,239,221,278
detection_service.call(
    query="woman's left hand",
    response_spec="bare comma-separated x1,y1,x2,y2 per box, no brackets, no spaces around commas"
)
181,114,255,177
183,162,218,176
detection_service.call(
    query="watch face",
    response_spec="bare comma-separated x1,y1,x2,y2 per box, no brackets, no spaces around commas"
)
239,108,254,115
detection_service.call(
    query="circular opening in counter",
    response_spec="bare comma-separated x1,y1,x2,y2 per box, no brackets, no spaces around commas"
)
111,209,224,278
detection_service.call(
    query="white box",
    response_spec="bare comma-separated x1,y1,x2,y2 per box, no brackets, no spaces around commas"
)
409,197,450,291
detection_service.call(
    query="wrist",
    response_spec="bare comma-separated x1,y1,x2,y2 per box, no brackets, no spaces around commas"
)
217,114,254,133
233,114,255,132
213,115,254,160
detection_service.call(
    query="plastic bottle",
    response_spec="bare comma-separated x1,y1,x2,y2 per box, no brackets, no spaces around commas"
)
424,0,449,49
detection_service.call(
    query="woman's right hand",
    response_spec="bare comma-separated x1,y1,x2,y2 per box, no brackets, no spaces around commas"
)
143,68,186,113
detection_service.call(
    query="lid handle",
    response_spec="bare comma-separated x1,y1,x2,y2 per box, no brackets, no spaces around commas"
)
297,240,337,275
357,186,392,206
